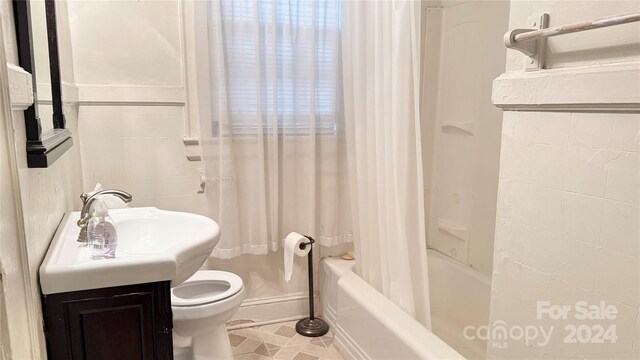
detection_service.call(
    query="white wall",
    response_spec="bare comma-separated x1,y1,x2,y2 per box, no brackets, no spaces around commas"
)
0,0,84,358
422,0,509,277
489,1,639,359
67,0,324,322
69,1,182,87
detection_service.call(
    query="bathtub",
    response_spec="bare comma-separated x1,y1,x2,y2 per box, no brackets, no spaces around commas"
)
320,249,491,360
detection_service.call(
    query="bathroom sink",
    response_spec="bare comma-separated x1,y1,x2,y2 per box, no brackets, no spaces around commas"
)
40,207,220,294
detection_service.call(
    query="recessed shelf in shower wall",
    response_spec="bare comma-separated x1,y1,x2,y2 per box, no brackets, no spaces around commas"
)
441,121,475,135
436,218,469,243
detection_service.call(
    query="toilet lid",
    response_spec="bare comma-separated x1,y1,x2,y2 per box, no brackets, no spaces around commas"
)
171,271,243,307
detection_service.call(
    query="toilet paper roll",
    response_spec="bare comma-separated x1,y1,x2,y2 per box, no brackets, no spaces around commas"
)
284,232,311,282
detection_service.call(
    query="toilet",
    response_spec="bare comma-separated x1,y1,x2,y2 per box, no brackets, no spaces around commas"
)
171,270,244,360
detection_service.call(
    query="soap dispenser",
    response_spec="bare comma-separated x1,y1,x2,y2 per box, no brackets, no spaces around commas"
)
88,198,118,259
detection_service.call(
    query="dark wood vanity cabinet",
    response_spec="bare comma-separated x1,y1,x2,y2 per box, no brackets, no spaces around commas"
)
42,281,173,360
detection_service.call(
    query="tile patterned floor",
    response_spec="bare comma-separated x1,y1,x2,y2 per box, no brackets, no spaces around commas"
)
228,320,345,360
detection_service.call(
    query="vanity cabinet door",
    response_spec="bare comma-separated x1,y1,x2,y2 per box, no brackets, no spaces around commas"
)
42,281,173,360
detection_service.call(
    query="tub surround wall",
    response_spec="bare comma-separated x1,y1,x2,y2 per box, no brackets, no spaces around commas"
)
489,1,640,359
0,0,84,358
421,0,509,277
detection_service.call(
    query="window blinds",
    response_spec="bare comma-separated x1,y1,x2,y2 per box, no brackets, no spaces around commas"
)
215,0,341,135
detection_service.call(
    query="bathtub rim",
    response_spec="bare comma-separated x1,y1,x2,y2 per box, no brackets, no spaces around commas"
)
426,248,492,288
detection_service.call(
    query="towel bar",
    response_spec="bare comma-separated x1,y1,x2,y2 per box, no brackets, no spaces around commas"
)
504,13,640,70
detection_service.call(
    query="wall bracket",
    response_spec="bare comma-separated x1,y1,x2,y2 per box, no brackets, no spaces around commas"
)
504,13,549,71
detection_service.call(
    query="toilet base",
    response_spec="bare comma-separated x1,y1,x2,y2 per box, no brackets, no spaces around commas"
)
174,324,233,360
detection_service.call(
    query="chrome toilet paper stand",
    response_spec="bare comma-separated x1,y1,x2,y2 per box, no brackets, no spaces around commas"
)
296,235,330,337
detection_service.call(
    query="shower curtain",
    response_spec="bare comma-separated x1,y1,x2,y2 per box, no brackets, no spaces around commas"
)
200,0,352,258
341,0,432,327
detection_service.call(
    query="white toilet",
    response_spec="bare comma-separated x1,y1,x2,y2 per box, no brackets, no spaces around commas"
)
171,270,244,360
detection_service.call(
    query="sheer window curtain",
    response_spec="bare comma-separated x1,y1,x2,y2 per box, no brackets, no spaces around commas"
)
341,0,431,327
201,0,352,259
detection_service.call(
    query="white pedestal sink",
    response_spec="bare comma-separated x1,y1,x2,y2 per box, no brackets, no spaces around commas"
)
40,207,220,294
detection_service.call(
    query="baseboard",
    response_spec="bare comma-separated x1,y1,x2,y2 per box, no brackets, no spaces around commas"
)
227,292,313,330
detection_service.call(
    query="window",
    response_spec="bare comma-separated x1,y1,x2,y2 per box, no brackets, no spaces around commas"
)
214,0,341,135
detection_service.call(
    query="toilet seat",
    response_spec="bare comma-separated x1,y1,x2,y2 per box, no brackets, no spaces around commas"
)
171,270,243,307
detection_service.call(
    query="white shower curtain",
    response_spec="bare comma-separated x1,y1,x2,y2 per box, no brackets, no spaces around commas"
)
201,0,352,258
341,0,432,327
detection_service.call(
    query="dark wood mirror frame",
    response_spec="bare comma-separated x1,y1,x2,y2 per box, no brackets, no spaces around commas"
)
13,0,72,168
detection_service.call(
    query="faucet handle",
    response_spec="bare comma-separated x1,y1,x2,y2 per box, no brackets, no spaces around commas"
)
77,212,91,228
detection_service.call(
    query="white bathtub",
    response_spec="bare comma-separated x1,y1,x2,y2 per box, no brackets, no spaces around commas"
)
320,249,490,360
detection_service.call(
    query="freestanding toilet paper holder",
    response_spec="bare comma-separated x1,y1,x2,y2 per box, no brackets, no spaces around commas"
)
296,235,330,337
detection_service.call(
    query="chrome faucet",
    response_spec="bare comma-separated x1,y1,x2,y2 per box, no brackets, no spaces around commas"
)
76,189,133,242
